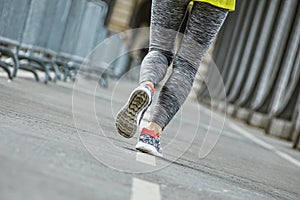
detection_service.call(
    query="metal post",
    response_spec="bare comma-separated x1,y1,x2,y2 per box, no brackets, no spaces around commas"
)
223,0,257,97
250,0,298,112
227,0,267,104
235,0,281,108
269,4,300,117
214,0,248,100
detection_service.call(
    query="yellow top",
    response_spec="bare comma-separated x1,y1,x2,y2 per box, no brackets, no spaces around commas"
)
191,0,236,11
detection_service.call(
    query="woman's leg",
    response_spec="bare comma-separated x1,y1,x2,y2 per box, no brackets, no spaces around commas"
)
139,0,190,87
151,2,228,130
116,0,190,138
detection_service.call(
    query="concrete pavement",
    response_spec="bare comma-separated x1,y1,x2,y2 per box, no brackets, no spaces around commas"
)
0,75,300,200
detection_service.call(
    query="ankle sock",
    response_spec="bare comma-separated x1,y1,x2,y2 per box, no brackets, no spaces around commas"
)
147,83,155,93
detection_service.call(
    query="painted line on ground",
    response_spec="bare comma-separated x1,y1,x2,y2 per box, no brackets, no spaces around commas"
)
229,122,300,168
200,105,300,168
229,123,274,150
131,178,161,200
274,150,300,168
136,152,156,166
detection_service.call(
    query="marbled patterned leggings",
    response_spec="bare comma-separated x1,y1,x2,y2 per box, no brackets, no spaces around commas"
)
139,0,228,129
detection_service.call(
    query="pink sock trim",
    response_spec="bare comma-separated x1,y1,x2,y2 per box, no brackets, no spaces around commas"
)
146,83,155,94
141,128,160,138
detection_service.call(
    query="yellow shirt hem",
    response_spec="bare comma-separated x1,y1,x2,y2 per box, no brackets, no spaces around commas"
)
191,0,236,11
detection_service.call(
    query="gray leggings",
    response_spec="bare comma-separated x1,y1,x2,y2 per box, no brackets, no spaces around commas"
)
139,0,228,129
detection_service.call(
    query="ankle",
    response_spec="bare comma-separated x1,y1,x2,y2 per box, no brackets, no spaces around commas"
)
140,81,155,94
146,122,162,136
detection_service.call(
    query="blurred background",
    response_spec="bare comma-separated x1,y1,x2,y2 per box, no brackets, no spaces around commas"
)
1,0,299,149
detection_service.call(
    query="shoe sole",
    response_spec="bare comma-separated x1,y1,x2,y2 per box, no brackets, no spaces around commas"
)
135,141,163,157
116,89,150,138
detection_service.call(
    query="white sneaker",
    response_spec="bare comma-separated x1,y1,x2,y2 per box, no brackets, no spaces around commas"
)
135,128,163,157
115,84,153,138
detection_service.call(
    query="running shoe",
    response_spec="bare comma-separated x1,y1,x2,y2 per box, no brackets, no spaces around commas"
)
115,84,153,138
135,128,163,157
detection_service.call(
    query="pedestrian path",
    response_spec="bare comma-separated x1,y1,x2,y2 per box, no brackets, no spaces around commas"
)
0,77,299,200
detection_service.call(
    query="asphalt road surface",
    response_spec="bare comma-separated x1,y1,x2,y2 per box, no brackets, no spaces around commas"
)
0,75,300,200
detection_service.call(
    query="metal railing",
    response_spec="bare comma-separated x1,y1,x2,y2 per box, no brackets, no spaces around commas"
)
199,0,300,149
0,0,108,83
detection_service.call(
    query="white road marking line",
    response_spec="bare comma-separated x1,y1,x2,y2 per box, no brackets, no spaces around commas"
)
229,123,300,168
229,123,275,150
136,152,156,166
201,106,300,168
131,178,161,200
206,188,230,194
274,150,300,168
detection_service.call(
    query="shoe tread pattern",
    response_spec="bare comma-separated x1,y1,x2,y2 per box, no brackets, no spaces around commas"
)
116,90,149,138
